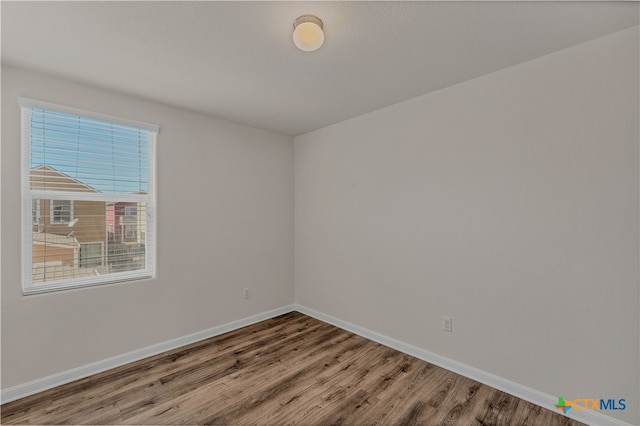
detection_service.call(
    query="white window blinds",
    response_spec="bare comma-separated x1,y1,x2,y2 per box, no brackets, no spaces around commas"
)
20,98,158,294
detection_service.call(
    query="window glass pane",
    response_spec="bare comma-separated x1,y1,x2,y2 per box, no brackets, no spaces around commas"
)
80,243,103,268
29,108,150,195
31,200,148,284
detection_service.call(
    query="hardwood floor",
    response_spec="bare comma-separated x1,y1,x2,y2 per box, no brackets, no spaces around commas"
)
2,312,583,425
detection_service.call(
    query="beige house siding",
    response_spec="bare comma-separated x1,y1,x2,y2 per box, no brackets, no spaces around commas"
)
36,199,106,244
32,243,75,266
30,166,107,277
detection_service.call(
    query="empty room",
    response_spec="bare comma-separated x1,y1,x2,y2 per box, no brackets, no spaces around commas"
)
1,2,638,425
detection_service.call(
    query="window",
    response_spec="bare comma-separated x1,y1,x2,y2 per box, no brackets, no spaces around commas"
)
80,242,103,268
125,226,137,239
21,98,158,294
50,199,73,223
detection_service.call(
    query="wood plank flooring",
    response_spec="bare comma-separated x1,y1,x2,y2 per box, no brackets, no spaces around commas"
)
1,312,584,425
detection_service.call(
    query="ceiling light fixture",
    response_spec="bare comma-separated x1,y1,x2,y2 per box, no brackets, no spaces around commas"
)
293,15,324,52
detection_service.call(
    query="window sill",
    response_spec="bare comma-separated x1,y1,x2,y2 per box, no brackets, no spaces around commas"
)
23,271,154,295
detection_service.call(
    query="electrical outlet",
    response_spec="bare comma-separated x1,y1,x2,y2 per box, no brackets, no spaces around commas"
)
441,316,452,332
243,288,250,299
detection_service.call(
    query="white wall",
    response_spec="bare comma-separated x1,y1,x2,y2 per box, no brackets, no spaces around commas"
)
1,66,294,388
295,27,639,424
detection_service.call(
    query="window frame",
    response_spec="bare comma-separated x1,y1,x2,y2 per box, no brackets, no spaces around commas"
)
49,199,74,224
21,97,159,295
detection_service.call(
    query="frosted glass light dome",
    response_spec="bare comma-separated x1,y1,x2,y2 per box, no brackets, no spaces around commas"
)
293,15,324,52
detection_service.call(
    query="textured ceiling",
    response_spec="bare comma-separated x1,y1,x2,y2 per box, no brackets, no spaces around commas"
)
2,1,638,136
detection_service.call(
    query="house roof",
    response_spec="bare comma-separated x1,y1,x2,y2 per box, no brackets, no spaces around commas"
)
30,165,100,193
32,232,79,248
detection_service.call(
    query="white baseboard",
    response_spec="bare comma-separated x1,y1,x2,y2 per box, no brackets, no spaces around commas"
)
1,304,296,404
293,304,632,426
1,303,632,426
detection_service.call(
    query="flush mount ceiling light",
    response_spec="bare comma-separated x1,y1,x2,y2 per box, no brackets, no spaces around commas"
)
293,15,324,52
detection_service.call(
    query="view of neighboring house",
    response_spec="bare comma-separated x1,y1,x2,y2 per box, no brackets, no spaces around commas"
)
30,165,107,282
31,165,148,282
106,198,147,244
105,199,147,273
